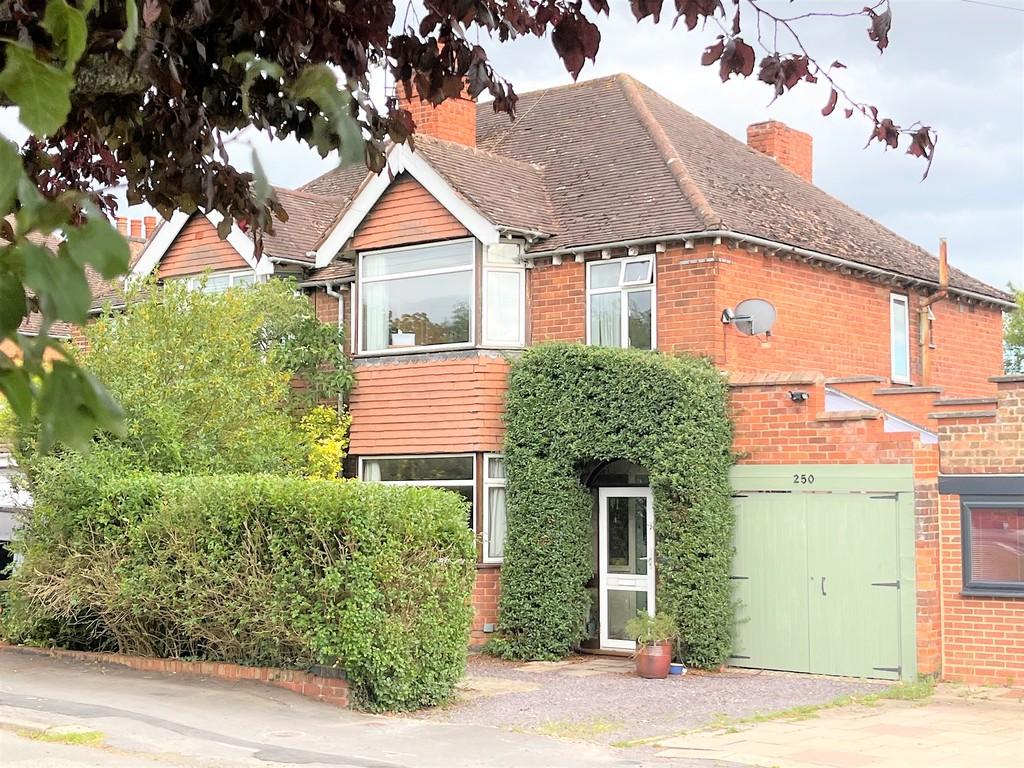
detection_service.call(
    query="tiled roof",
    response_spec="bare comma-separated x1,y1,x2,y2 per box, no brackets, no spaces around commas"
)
260,74,1010,304
17,313,72,339
305,260,355,283
262,188,345,263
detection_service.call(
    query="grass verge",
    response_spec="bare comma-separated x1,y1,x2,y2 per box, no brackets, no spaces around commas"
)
16,727,105,746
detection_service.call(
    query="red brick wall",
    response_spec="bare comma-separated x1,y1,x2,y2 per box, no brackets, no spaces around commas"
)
528,257,585,343
471,569,501,646
347,353,508,455
746,120,813,183
398,85,476,147
932,378,1024,685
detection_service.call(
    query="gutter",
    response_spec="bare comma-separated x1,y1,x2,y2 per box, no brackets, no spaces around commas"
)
523,229,1015,310
296,275,355,289
268,254,317,268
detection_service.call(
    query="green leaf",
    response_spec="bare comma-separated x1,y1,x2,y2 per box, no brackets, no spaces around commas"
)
0,271,27,336
42,0,88,72
63,212,131,279
0,42,73,136
20,241,92,324
118,0,139,53
0,139,22,215
237,54,283,116
289,65,362,164
0,363,33,424
38,360,126,451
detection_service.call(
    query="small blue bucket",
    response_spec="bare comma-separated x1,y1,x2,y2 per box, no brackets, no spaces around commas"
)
669,663,686,676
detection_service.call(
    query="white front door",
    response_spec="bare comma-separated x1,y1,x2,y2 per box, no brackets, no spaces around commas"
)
598,487,655,651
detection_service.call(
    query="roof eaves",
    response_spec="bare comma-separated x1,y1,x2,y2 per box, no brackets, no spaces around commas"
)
617,74,723,231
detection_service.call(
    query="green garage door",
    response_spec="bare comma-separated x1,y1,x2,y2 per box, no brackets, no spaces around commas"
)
730,466,916,681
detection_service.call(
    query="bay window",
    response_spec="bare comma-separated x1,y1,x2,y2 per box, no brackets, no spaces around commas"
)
360,240,475,352
178,270,256,293
483,244,526,347
587,256,655,349
360,455,475,529
483,454,507,562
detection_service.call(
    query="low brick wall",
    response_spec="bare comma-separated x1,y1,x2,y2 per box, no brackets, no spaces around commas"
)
1,644,349,707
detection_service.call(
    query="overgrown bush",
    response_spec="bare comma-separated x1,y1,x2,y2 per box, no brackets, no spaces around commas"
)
497,343,734,667
300,405,352,479
3,462,475,711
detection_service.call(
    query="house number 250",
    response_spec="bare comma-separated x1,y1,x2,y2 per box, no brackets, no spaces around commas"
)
793,473,815,485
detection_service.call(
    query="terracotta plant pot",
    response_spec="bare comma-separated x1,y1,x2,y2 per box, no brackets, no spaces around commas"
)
635,640,673,679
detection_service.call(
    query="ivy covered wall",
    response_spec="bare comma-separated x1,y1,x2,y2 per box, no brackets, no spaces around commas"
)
496,344,734,666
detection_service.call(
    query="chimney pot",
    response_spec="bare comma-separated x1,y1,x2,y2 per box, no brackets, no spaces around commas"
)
130,219,143,238
747,120,813,183
116,216,128,236
143,216,157,237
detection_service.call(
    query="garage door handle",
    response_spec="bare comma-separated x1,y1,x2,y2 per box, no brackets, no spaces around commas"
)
821,576,827,597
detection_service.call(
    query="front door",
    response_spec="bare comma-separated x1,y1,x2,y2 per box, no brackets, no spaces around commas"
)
598,487,655,651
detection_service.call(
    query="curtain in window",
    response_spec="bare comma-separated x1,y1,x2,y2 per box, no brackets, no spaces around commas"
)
591,292,621,347
484,270,522,344
362,460,382,481
362,255,389,351
487,487,507,559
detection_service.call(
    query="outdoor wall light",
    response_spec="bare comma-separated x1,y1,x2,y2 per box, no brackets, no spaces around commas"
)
789,390,809,403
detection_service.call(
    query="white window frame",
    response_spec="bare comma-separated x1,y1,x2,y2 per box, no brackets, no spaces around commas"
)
176,269,257,292
890,293,911,384
482,265,526,348
482,453,507,563
585,255,658,350
357,239,476,356
358,453,477,531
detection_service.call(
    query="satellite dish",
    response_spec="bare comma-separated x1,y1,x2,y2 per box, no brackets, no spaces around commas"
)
732,298,777,336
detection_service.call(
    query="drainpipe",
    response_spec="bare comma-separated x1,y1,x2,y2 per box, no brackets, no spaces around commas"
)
918,239,949,386
324,281,347,414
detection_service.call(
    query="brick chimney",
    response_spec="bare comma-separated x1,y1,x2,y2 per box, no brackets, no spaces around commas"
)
747,121,812,183
398,81,476,147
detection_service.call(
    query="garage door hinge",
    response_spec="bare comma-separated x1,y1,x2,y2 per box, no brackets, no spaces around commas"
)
870,494,898,500
873,666,901,675
731,494,749,498
729,655,751,660
871,580,900,588
729,575,749,580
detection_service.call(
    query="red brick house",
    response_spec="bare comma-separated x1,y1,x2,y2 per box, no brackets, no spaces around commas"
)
111,74,1020,684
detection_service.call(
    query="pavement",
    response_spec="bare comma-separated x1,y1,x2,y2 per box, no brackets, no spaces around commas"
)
0,649,649,768
651,685,1024,768
0,648,1021,768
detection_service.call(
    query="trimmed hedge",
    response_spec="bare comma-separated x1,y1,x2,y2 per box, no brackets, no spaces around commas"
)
3,463,475,712
497,344,734,666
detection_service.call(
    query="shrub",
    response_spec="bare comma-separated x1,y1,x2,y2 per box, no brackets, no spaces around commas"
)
300,405,352,479
3,465,476,712
498,343,734,667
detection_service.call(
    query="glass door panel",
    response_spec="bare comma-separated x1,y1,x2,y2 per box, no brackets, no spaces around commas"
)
599,487,654,650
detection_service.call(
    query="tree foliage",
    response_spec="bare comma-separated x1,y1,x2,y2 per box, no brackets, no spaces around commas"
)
1,0,932,448
1005,287,1024,375
495,344,734,667
74,279,351,474
2,467,476,711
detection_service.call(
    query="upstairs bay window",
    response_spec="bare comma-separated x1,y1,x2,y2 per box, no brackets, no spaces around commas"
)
177,270,256,294
358,239,525,354
586,256,655,349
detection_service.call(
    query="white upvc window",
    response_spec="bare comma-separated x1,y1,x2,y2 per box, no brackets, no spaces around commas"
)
359,454,476,530
359,240,475,354
483,454,507,563
482,243,526,347
586,256,656,350
890,293,911,384
178,270,256,294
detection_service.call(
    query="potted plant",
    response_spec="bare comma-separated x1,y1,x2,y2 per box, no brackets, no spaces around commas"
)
624,611,678,679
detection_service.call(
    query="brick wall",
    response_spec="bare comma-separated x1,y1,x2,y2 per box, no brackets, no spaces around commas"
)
746,120,813,182
528,257,586,342
471,569,501,646
932,377,1024,685
398,84,476,147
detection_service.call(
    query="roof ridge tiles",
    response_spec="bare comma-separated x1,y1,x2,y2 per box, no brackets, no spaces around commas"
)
615,74,722,231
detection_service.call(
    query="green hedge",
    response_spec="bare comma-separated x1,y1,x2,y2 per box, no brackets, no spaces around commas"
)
497,344,734,667
3,462,475,712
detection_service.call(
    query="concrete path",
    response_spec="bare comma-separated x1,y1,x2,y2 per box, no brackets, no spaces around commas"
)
651,684,1024,768
0,649,653,768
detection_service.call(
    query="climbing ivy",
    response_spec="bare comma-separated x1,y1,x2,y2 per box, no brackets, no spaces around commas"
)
496,344,734,667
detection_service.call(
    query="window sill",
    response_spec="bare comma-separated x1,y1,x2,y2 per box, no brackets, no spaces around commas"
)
959,589,1024,599
477,561,502,570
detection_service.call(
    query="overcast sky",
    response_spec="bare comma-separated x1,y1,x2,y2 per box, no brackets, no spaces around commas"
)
9,1,1024,290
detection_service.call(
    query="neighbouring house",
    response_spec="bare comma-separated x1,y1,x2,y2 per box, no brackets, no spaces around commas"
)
75,74,1019,684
